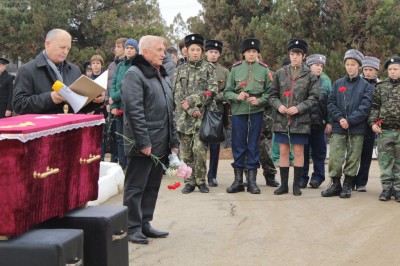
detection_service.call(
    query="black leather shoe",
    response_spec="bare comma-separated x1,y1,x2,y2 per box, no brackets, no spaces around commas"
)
142,224,169,238
379,188,392,201
182,184,195,194
265,176,280,187
309,179,321,189
128,231,149,244
299,181,307,189
198,183,210,193
208,178,218,187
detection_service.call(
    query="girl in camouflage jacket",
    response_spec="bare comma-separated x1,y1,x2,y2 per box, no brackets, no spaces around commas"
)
269,38,319,196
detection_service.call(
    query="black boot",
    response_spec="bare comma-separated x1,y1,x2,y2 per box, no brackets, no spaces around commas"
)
379,187,392,201
227,168,245,193
340,176,352,198
274,167,289,195
247,169,261,194
293,166,302,196
264,172,280,187
243,170,249,187
321,177,342,197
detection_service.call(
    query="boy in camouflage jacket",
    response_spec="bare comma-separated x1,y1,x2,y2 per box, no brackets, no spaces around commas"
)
368,56,400,202
173,34,218,194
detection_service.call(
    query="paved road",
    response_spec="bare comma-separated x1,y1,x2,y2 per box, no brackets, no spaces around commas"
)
104,159,400,266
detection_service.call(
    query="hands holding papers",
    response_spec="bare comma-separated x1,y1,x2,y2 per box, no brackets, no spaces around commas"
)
51,71,108,113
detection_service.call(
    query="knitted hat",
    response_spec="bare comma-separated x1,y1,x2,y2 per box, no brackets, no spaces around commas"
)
384,56,400,69
362,56,380,70
306,54,326,66
240,38,260,54
205,40,223,53
184,34,204,49
0,57,9,65
124,38,139,53
287,38,308,53
344,49,364,65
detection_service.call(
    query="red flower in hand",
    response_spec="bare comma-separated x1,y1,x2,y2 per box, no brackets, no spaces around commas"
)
339,86,347,93
117,109,123,116
375,120,383,126
241,81,247,87
204,91,212,96
283,91,292,97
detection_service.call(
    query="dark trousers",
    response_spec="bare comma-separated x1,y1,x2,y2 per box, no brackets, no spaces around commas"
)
207,143,220,180
353,127,375,187
231,112,263,170
301,128,327,184
115,115,127,169
123,156,164,234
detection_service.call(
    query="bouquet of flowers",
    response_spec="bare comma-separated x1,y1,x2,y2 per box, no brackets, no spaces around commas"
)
164,153,192,190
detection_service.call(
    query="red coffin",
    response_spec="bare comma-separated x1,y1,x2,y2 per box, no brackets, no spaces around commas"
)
0,114,104,236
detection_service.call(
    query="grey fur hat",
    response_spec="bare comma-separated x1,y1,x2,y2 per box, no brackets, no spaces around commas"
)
344,49,364,65
306,54,326,66
362,56,380,70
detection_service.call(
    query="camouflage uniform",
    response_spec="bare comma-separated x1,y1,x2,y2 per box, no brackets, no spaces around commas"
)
174,59,218,186
368,78,400,192
259,105,278,178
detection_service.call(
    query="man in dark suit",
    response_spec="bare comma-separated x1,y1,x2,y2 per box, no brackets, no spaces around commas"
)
0,58,14,118
13,28,81,114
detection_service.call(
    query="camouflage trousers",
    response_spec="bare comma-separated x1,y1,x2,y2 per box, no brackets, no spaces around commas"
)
377,130,400,190
178,132,208,186
328,134,364,178
259,135,277,177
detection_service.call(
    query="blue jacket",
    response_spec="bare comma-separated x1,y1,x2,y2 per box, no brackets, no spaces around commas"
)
328,75,373,135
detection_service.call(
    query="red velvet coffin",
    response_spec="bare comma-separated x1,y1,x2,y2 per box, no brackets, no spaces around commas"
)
0,114,104,236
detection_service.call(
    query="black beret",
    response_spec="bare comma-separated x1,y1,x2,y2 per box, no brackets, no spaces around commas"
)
205,40,223,53
384,56,400,69
240,38,260,54
185,34,204,49
83,61,91,70
0,57,10,65
287,38,308,53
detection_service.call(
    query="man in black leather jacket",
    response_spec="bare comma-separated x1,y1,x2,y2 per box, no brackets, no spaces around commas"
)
121,35,179,244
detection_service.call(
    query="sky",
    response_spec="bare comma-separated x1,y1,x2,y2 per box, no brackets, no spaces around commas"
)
158,0,203,26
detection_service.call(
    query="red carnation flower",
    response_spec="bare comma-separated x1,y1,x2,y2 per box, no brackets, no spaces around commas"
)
283,91,292,97
375,119,383,125
117,109,123,116
339,86,346,93
241,81,247,87
204,91,212,96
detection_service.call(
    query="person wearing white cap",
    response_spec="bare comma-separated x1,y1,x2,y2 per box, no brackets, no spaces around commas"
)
322,49,374,199
0,57,15,118
352,56,381,192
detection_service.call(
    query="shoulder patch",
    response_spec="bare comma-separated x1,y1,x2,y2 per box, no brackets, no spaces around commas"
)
259,61,270,69
232,61,242,67
220,64,230,70
268,72,273,82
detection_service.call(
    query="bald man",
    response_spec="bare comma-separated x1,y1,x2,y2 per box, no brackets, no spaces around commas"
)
121,35,179,244
13,28,81,114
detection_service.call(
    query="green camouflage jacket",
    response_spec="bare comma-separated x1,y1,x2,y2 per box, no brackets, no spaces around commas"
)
173,59,218,134
368,78,400,129
269,64,319,134
223,60,272,115
213,62,229,105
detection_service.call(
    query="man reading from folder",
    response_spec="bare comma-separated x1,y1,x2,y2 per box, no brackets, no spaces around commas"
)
13,28,81,114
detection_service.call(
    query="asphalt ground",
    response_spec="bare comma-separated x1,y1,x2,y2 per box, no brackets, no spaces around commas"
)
103,159,400,266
